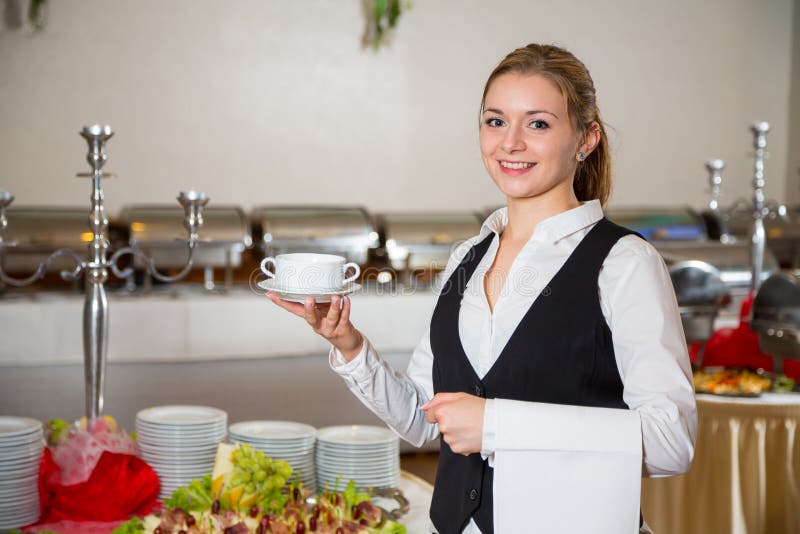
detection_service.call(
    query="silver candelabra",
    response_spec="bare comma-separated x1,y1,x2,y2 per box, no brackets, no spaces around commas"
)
0,124,209,421
750,121,769,294
704,122,787,292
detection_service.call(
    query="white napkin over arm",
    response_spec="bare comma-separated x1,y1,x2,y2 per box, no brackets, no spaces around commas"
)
492,400,643,534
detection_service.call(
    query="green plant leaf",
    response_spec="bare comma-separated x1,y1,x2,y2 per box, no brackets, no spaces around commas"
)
375,0,388,19
388,0,401,27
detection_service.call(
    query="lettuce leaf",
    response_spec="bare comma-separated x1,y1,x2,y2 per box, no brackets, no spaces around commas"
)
343,479,370,511
376,520,407,534
111,517,144,534
164,473,214,512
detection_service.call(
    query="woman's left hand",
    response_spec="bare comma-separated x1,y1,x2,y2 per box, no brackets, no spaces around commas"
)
422,392,486,455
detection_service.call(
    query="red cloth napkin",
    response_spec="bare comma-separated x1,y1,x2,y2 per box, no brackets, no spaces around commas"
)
30,448,160,525
693,294,800,380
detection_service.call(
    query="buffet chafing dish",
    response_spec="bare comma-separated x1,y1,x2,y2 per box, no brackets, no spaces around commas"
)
752,271,800,374
655,241,778,294
603,206,739,345
377,212,483,284
252,205,379,266
656,240,778,342
120,205,251,290
606,207,708,241
0,207,124,290
667,260,729,344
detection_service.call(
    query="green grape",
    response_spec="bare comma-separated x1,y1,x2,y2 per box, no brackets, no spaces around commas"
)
276,462,292,479
241,460,255,473
226,442,303,512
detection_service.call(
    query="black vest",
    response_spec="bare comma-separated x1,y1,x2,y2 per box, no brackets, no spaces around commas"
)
429,218,639,534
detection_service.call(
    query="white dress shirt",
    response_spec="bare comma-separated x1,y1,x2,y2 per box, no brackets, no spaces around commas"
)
330,200,697,533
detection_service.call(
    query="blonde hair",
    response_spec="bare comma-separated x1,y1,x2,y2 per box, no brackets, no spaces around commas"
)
480,44,612,205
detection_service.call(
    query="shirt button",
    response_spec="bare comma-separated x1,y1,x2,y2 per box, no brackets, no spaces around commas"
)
469,488,479,501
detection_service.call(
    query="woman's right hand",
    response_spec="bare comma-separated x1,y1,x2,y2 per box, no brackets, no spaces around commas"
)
267,293,364,362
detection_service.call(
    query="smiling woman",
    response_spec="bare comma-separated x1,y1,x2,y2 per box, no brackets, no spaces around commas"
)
479,45,611,207
268,43,696,534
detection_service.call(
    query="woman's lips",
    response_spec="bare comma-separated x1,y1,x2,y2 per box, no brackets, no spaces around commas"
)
498,160,536,176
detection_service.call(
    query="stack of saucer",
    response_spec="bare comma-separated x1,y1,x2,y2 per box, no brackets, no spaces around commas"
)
315,425,400,491
229,421,316,491
135,405,227,499
0,416,44,530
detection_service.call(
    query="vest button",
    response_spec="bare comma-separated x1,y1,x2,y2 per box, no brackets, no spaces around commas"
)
469,488,479,501
474,385,483,397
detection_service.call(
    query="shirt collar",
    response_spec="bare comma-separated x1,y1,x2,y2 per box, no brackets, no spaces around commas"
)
480,199,605,244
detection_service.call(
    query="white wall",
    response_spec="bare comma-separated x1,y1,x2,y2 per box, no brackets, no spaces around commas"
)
0,0,794,216
787,0,800,205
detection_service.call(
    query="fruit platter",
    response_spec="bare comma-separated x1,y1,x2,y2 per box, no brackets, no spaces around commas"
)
111,443,407,534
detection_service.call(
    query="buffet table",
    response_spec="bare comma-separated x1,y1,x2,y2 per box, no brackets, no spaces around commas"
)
641,393,800,534
5,289,800,532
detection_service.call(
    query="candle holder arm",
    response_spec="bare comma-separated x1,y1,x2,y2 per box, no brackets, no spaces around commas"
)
107,241,199,283
0,247,85,286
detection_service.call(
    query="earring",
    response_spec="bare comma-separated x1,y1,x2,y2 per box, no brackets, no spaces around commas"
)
577,151,585,161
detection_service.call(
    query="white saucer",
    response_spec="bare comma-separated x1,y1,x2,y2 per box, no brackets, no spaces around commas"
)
258,280,361,303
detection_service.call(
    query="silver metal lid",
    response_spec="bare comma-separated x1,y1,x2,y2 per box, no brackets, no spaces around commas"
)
1,207,92,250
252,205,377,245
377,212,483,271
121,205,252,247
751,271,800,372
654,241,779,289
251,205,378,266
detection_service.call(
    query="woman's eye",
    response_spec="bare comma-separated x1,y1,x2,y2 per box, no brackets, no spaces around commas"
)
485,117,505,127
530,120,549,129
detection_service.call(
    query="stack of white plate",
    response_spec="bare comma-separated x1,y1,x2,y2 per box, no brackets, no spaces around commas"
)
315,425,400,491
135,405,227,500
229,421,316,491
0,416,44,530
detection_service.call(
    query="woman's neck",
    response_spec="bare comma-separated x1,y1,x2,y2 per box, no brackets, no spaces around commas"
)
503,191,581,244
